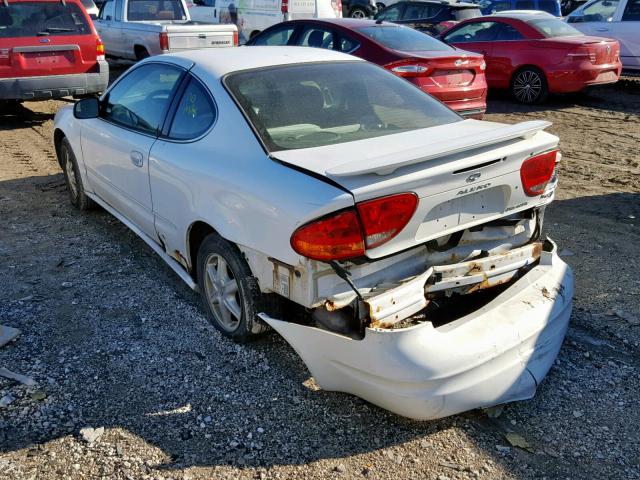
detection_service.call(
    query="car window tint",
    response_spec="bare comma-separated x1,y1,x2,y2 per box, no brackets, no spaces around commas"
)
495,23,524,40
443,21,500,42
299,27,334,49
530,18,583,36
538,0,559,13
582,0,620,21
338,34,359,52
622,0,640,20
168,78,216,140
377,4,403,21
99,0,115,19
403,3,427,19
0,1,91,38
127,0,186,21
358,25,453,51
251,26,296,45
225,62,461,152
103,64,182,135
515,0,535,8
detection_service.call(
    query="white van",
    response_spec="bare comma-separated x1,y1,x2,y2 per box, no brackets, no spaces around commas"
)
188,0,342,43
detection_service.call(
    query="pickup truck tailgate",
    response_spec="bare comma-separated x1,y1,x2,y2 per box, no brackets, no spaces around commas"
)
166,25,237,50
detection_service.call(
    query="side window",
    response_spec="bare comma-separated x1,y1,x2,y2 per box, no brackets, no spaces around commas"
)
515,0,535,8
103,63,182,135
299,27,335,49
168,77,216,140
495,23,525,40
403,3,427,19
622,0,640,20
582,0,620,21
99,0,115,19
251,26,296,45
443,21,500,42
338,33,359,52
377,4,403,21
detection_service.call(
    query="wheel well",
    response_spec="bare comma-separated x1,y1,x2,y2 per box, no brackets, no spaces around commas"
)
53,129,65,168
134,45,149,59
249,30,261,40
511,65,546,85
188,221,217,282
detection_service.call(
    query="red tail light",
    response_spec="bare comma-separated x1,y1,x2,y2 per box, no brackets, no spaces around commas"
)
233,30,238,46
520,150,560,196
384,60,431,78
159,32,169,52
291,193,418,261
281,0,288,14
567,46,596,63
96,38,105,60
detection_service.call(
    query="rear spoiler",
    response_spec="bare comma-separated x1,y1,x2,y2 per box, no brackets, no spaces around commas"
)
326,120,552,177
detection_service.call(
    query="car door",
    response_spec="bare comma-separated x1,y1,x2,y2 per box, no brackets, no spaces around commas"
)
80,62,185,238
442,21,501,83
95,0,120,57
485,21,528,89
616,0,640,70
566,0,621,36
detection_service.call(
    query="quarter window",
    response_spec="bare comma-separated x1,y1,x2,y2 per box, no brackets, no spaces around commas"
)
102,63,182,135
495,23,525,40
622,0,640,20
444,21,501,42
251,26,296,45
299,27,335,49
168,78,216,140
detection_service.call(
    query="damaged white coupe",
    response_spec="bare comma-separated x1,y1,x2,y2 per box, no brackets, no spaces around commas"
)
54,47,573,420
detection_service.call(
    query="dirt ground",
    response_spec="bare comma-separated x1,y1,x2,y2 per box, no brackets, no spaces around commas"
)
1,69,639,480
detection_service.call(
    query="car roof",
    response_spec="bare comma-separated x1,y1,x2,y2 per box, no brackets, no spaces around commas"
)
492,10,556,17
161,46,364,78
386,0,479,7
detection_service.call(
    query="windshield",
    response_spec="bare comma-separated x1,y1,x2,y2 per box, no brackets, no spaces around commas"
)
225,62,461,152
0,2,91,38
127,0,186,21
358,25,453,52
529,18,583,37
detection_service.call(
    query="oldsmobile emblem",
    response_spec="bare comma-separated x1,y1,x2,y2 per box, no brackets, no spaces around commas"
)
466,172,482,183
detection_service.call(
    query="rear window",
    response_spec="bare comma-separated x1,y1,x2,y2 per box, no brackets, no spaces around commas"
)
453,7,482,20
529,18,583,36
357,25,453,52
0,2,91,38
224,62,461,152
127,0,186,21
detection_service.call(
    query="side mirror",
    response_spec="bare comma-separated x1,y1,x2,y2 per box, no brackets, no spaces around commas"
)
74,97,100,119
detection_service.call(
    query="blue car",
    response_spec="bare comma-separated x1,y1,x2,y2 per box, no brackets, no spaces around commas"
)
474,0,561,16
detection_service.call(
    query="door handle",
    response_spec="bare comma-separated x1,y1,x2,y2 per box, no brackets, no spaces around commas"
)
595,27,609,32
130,151,144,167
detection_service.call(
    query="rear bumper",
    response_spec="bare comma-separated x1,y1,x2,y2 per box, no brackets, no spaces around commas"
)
412,78,487,116
547,62,622,93
262,240,573,420
0,60,109,101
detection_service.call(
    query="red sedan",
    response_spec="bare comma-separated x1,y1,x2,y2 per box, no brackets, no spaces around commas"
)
247,19,488,118
439,13,622,104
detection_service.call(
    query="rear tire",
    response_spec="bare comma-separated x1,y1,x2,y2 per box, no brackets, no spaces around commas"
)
59,137,96,211
197,233,268,342
510,67,548,104
350,6,368,17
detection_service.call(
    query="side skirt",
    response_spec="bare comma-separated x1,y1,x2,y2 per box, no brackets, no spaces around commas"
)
86,192,199,292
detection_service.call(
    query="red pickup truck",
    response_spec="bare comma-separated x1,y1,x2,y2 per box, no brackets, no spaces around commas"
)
0,0,108,102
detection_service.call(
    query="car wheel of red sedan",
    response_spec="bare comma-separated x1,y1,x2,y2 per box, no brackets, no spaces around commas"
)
510,67,548,105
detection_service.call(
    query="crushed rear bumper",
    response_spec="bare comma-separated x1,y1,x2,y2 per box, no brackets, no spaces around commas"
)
0,60,109,101
260,240,573,420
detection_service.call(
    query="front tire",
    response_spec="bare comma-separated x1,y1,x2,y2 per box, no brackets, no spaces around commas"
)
59,137,96,211
197,234,268,342
350,6,368,18
510,67,548,104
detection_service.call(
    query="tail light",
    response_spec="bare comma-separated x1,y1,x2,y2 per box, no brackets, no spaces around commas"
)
567,47,596,63
281,0,288,14
96,38,105,61
331,0,342,17
291,193,418,261
233,30,238,46
159,32,169,52
384,60,431,78
520,150,560,196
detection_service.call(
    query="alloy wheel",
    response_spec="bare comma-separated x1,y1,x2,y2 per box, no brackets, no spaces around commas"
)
513,70,543,103
203,253,242,332
351,8,367,18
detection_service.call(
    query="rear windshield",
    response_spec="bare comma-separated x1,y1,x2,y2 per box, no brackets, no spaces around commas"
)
0,2,91,38
358,25,453,52
127,0,186,21
529,18,583,37
453,7,482,20
224,62,461,152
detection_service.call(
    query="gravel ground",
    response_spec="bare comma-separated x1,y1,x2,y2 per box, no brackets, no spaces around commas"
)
0,68,639,480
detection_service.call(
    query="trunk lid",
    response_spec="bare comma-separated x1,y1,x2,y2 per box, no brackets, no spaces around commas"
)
274,119,559,259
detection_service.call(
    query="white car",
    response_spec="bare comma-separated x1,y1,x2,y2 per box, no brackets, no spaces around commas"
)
54,47,573,420
566,0,640,71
